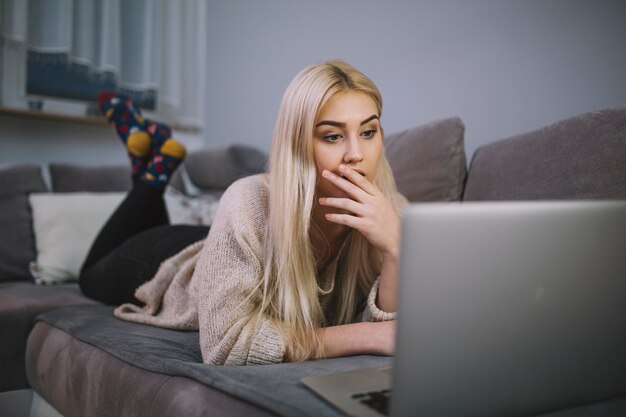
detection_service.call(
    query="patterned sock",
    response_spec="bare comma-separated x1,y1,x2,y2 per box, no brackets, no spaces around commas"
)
98,91,150,181
138,117,185,188
145,119,173,154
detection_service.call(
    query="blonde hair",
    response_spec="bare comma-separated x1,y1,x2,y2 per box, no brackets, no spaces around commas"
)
249,60,400,361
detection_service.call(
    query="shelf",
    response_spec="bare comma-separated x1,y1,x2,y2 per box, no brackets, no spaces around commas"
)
0,106,201,133
0,106,107,127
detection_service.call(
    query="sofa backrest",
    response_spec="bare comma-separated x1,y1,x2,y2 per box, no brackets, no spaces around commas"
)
177,144,267,193
0,118,467,283
45,144,268,195
463,106,626,201
178,121,469,203
49,163,132,192
385,117,467,202
0,165,47,281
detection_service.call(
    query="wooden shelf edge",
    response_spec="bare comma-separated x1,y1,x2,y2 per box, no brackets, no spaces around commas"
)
0,107,202,133
0,106,106,126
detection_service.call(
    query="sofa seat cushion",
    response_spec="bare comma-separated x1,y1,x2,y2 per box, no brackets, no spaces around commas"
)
28,306,626,417
464,106,626,200
28,305,391,417
0,282,99,391
27,322,278,417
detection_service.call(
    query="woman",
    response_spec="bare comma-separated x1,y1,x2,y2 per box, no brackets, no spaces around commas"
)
80,60,406,365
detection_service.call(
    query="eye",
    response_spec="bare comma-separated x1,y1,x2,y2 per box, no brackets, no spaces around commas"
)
361,128,377,139
323,133,342,143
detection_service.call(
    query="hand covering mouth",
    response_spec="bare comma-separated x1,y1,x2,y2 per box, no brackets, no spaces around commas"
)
338,167,366,177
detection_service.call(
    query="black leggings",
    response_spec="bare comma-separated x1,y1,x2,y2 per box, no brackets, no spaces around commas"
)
79,182,209,306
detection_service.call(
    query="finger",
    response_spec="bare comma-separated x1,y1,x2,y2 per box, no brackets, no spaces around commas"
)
319,197,364,216
324,213,364,230
322,170,369,201
337,164,378,195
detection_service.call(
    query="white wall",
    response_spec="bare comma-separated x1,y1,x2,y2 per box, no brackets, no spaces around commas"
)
1,0,625,169
203,0,626,159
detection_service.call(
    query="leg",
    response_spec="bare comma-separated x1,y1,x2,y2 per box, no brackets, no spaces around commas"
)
81,181,169,272
80,224,209,305
98,92,152,181
79,92,191,304
98,91,186,187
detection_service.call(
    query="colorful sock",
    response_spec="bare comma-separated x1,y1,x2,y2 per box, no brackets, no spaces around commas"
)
145,119,173,154
141,138,187,188
137,117,186,188
98,91,150,181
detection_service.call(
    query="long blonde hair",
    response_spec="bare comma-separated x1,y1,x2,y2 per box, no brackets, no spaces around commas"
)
250,60,400,361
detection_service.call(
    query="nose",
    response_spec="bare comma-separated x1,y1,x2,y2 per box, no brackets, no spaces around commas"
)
343,136,363,164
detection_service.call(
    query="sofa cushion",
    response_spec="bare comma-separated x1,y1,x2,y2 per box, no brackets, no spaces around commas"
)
29,192,126,284
28,321,278,417
0,165,47,281
49,163,132,192
464,106,626,200
0,281,99,391
30,305,391,417
163,187,221,226
29,306,626,417
184,144,268,192
384,117,467,202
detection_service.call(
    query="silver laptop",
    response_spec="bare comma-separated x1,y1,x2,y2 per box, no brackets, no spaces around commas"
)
302,201,626,417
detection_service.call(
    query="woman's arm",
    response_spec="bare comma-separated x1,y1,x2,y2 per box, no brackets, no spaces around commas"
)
319,164,401,312
196,176,286,365
321,320,396,358
377,251,399,312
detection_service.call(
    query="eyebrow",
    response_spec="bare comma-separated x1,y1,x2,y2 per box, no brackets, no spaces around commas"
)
315,114,379,128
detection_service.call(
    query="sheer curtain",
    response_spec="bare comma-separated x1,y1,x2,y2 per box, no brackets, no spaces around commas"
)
0,0,206,129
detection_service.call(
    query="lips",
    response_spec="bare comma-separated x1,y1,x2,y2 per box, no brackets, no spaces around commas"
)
337,167,366,178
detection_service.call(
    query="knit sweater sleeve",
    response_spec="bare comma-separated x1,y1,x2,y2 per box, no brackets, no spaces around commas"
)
360,277,397,322
194,175,285,365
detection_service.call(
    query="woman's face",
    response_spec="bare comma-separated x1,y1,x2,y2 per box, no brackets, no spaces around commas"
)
313,91,383,199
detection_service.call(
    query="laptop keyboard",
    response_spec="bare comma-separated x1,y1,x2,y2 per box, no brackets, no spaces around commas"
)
351,389,392,416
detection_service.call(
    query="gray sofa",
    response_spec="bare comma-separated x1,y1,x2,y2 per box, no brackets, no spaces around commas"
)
1,106,625,417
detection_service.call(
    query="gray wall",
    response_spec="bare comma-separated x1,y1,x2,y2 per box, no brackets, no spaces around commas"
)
1,0,625,169
204,0,626,159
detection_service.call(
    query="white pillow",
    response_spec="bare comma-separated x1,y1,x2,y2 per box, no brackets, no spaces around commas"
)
29,190,221,284
29,192,125,284
164,187,221,226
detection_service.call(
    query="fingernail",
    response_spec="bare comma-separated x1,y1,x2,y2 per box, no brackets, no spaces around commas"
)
338,164,345,171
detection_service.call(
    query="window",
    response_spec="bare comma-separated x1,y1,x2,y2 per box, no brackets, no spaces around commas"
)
0,0,206,129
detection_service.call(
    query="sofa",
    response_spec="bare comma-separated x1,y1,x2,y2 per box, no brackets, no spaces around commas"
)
1,106,625,417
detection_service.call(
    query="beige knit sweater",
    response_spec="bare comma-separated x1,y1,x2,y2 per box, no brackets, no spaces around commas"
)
115,174,397,365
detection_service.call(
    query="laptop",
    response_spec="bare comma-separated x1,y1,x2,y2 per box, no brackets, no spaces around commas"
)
302,201,626,417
